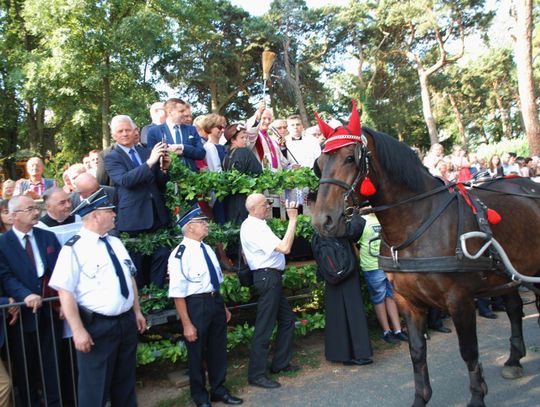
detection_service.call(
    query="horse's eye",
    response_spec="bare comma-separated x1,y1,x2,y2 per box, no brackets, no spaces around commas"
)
345,155,355,164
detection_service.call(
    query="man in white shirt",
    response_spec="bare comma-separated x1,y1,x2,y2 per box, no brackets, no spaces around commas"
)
50,189,146,407
240,193,299,389
168,206,242,407
285,115,321,168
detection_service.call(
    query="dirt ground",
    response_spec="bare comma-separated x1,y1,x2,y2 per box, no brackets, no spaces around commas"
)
136,325,396,407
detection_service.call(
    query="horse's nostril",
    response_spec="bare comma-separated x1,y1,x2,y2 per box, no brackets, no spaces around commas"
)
323,216,334,230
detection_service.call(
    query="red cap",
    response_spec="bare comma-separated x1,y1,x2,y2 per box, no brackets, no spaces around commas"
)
315,100,363,153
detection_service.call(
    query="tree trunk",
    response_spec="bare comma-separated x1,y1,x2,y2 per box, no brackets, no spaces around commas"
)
209,81,219,113
491,81,512,139
447,93,466,146
418,72,438,145
514,0,540,155
293,63,309,127
101,54,111,149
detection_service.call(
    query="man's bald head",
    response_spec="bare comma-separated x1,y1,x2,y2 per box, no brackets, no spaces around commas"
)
74,173,100,199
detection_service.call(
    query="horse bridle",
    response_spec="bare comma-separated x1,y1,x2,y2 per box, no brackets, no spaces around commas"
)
317,139,371,220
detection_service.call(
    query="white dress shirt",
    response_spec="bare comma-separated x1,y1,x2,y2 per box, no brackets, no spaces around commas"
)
240,215,284,271
12,226,45,277
168,237,224,298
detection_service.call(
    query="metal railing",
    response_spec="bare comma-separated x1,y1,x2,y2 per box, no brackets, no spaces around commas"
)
0,297,77,407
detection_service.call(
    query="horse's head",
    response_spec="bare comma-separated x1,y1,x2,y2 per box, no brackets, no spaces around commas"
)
311,101,376,236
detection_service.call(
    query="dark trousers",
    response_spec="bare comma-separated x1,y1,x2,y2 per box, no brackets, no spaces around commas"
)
77,311,138,407
248,269,296,381
7,309,61,407
130,245,170,288
185,294,228,404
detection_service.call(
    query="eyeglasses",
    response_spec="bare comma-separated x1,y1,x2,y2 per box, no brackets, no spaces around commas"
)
260,199,273,207
15,206,40,213
275,126,287,130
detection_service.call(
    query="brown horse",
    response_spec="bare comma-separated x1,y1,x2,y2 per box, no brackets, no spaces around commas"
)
311,126,540,407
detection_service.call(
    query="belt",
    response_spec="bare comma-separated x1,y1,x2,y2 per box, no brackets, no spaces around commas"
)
93,309,133,320
189,291,220,298
254,268,283,274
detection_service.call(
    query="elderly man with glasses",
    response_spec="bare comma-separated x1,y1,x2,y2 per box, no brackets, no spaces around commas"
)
0,195,62,406
168,205,243,407
240,193,299,389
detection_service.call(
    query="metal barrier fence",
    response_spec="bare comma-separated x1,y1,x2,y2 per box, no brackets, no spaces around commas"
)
0,297,77,407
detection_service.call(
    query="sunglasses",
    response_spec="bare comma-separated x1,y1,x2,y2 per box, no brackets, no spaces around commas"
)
216,125,225,131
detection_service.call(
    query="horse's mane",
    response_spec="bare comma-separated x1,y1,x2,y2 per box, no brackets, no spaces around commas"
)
363,127,431,193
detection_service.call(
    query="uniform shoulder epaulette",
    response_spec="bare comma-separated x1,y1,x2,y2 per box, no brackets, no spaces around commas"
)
175,244,186,259
64,235,81,247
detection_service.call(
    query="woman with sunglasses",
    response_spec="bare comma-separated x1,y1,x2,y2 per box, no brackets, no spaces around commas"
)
222,124,263,224
199,114,228,226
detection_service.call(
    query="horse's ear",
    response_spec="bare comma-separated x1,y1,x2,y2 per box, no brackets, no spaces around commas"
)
314,112,334,139
347,100,361,136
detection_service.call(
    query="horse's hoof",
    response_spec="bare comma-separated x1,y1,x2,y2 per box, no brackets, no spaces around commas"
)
501,365,524,379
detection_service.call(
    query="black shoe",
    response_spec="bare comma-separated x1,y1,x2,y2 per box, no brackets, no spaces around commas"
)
343,358,373,366
270,364,300,374
248,376,281,389
433,326,452,333
480,312,497,319
210,393,243,405
393,331,409,342
382,332,399,345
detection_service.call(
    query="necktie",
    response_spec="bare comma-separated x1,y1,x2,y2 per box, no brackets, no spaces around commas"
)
99,237,129,298
129,148,140,167
24,235,37,272
201,243,220,291
174,125,183,144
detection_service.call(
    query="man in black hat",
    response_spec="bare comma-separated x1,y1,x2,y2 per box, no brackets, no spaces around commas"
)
168,206,243,407
50,189,146,407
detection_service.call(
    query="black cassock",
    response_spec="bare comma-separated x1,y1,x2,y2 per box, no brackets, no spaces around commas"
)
324,269,373,362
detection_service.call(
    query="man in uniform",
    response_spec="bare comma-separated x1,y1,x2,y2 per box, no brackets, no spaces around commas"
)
240,193,299,389
168,206,243,407
49,189,146,407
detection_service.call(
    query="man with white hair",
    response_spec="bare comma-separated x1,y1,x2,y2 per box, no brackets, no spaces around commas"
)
168,205,243,407
14,157,56,198
245,101,290,170
0,195,62,406
140,102,166,146
50,189,146,407
105,115,171,287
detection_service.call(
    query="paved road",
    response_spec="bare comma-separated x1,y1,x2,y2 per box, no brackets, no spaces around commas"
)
239,293,540,407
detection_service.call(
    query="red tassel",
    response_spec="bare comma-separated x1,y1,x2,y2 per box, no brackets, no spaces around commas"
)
486,208,501,225
359,177,376,196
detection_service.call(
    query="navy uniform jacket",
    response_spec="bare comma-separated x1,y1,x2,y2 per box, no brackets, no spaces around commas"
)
0,227,61,332
146,123,205,171
104,144,171,233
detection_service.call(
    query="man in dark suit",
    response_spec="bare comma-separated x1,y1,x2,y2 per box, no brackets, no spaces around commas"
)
0,195,62,406
105,114,172,287
147,98,205,171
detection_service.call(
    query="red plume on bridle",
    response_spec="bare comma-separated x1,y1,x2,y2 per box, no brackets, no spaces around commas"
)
314,100,376,196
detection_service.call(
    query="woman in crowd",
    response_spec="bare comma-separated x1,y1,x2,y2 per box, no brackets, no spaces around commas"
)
222,124,262,224
1,180,15,200
0,199,12,234
488,154,504,178
201,114,227,225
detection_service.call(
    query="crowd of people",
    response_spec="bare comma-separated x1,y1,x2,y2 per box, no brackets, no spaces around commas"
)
0,97,537,406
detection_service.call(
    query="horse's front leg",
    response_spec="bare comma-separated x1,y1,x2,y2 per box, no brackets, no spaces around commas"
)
501,291,526,379
449,297,487,407
395,294,432,407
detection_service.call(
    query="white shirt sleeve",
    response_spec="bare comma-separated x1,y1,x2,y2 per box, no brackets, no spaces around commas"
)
49,246,81,294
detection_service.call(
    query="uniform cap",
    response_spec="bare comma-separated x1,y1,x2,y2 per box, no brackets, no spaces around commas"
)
178,204,208,228
71,188,115,217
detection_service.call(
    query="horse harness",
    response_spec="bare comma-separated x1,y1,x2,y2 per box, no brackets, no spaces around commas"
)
316,135,540,291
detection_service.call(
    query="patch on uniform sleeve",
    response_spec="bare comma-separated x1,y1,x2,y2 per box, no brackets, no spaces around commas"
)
64,235,81,247
175,245,186,260
123,259,137,276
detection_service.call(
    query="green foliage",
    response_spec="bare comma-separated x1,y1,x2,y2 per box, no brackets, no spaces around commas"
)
137,339,187,366
226,323,255,351
139,284,174,315
220,274,252,304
